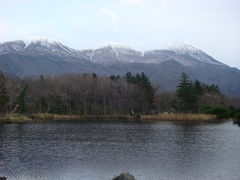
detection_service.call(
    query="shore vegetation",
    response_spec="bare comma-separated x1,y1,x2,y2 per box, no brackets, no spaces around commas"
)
0,71,239,124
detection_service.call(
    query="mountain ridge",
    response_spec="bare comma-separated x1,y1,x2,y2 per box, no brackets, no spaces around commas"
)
0,38,226,66
0,38,239,97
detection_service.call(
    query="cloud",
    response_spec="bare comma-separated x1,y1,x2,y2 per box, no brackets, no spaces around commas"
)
101,8,119,22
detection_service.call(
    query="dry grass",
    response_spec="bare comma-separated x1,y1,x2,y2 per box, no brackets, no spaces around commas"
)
30,113,91,120
30,113,134,121
0,113,31,123
30,113,54,120
141,113,216,122
0,113,128,123
0,113,218,124
90,114,133,120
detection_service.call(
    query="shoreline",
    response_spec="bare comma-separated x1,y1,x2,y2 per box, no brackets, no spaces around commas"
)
0,113,223,124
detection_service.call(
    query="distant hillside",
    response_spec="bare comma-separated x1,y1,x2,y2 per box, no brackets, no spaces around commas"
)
0,37,239,97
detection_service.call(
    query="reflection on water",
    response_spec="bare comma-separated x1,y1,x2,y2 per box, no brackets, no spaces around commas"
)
0,121,239,180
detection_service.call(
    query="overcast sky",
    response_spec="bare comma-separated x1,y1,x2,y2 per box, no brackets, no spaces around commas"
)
1,0,240,68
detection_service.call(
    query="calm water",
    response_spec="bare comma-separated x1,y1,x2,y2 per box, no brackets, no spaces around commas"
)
0,120,239,180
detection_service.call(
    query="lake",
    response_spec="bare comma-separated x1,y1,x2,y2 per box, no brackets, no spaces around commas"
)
0,120,239,180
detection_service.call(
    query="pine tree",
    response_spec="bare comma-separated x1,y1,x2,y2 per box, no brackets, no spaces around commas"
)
0,73,9,117
125,72,155,111
16,85,27,113
92,73,97,79
140,73,155,109
176,72,197,112
126,72,132,82
194,80,203,95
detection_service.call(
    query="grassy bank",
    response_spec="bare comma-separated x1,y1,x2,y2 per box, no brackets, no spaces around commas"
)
0,113,136,123
30,113,135,121
0,113,32,124
141,113,217,122
0,113,220,124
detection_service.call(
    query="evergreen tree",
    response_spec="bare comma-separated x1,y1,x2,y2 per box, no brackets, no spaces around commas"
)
125,72,155,111
39,75,44,81
110,75,115,81
0,73,9,116
198,82,220,94
16,85,27,113
194,80,203,95
140,73,155,109
116,75,121,80
126,72,132,82
176,72,197,112
110,75,121,81
208,84,220,94
92,73,97,78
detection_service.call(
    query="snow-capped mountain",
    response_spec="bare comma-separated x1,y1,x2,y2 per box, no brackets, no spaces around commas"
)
81,44,143,65
0,38,225,67
0,38,239,97
0,37,82,59
24,37,58,48
168,42,224,66
80,43,225,67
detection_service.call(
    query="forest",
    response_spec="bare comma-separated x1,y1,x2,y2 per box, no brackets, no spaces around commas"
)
0,71,240,121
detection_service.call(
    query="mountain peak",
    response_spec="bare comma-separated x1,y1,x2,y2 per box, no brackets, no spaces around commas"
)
103,43,133,50
167,41,224,66
23,36,59,48
167,41,200,53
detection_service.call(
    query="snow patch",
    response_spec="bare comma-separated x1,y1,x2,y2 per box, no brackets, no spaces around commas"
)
110,46,119,57
57,43,76,55
90,49,95,60
168,41,199,54
23,36,78,56
24,36,58,48
104,43,133,50
168,41,223,66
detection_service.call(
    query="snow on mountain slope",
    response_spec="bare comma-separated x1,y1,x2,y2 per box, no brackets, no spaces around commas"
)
0,37,226,67
0,38,239,97
168,42,224,66
0,37,83,58
80,42,226,66
23,37,81,57
24,37,57,48
81,44,143,64
143,50,197,66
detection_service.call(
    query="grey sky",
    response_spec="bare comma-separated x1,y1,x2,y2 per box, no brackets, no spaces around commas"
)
0,0,239,68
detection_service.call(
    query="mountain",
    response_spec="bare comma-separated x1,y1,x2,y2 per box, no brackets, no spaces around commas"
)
0,37,239,97
0,37,82,58
0,37,110,77
81,44,144,65
81,43,225,66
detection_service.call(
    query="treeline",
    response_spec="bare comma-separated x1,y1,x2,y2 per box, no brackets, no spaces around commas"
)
204,105,240,121
155,72,240,121
0,71,240,121
174,72,220,112
0,72,155,116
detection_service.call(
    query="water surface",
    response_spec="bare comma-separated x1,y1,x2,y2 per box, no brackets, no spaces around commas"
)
0,120,239,180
